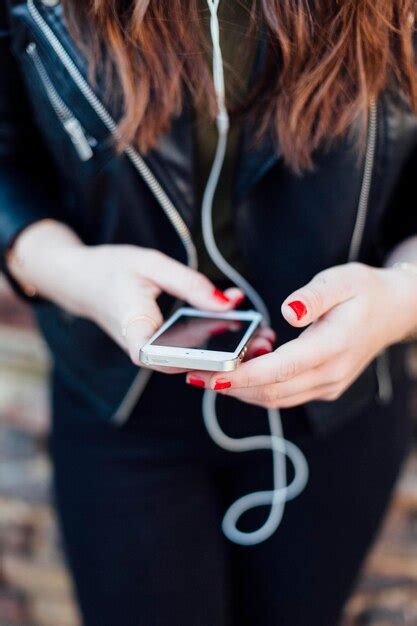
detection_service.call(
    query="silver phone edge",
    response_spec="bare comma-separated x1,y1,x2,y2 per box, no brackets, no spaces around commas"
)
139,351,241,372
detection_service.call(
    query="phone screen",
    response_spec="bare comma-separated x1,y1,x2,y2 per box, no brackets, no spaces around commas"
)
152,315,253,353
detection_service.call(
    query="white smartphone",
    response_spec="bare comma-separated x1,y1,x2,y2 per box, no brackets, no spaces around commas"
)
140,307,262,372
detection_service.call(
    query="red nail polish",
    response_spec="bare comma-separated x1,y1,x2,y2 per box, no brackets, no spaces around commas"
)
234,293,246,306
212,288,231,304
288,300,307,320
253,347,271,358
213,379,231,390
187,376,206,388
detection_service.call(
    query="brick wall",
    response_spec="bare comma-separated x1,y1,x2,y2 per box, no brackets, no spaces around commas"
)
0,275,416,626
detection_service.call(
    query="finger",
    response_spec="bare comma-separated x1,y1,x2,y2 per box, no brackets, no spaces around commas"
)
256,326,277,345
245,337,274,360
185,337,273,388
139,250,244,311
196,324,341,390
281,264,358,328
208,358,337,399
213,383,334,409
223,287,246,307
213,349,369,405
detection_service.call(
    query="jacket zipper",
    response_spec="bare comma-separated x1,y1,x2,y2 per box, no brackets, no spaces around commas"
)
27,0,196,425
348,102,378,263
27,0,197,270
347,102,392,403
26,0,387,419
26,42,93,162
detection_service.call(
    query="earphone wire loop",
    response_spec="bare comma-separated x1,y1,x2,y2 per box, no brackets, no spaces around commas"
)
201,0,309,545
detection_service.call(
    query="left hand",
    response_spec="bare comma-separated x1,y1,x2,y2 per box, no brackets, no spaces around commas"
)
186,263,417,408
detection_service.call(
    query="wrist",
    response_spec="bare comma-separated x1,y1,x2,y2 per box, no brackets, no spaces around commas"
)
6,219,87,313
380,264,417,343
6,219,57,297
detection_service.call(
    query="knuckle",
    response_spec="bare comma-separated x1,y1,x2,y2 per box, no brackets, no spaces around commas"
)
239,372,257,389
321,386,343,402
315,265,357,301
148,248,164,263
349,261,367,277
141,282,161,300
333,333,349,353
139,248,165,276
259,388,277,409
187,270,209,294
327,364,346,385
141,248,160,267
275,359,298,382
347,262,371,288
313,269,332,287
302,284,325,313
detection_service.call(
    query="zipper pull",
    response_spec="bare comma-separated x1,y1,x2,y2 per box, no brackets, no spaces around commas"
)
63,117,94,161
27,42,36,57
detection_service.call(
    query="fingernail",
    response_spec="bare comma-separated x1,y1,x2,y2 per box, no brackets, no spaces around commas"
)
212,288,231,304
253,347,271,358
288,300,307,320
213,379,231,390
234,293,246,306
186,375,206,388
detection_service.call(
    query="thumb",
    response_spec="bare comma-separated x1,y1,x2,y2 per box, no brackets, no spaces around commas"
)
143,252,244,311
281,265,355,327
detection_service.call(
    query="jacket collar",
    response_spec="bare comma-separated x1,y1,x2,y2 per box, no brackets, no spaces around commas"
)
234,31,281,203
235,122,280,203
146,102,196,229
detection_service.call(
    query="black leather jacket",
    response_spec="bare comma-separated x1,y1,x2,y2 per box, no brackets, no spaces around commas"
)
1,0,415,432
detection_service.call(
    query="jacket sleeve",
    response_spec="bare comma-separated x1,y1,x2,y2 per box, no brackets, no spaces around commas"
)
0,0,63,297
379,127,417,258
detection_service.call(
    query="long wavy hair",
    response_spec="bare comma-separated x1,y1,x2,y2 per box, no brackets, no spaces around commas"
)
63,0,417,172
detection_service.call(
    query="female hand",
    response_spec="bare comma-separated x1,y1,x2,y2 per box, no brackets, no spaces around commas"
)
186,263,417,407
7,220,274,369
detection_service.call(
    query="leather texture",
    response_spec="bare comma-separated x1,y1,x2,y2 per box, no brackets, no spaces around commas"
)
1,0,416,431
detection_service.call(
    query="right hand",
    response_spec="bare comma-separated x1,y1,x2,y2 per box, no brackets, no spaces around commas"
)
7,221,274,368
63,244,246,366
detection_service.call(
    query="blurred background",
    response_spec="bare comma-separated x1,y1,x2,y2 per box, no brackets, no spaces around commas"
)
0,273,416,626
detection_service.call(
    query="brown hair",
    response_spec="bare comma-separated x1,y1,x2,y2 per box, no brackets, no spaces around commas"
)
64,0,417,173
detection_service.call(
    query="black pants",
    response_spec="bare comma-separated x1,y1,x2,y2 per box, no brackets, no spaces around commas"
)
50,371,412,626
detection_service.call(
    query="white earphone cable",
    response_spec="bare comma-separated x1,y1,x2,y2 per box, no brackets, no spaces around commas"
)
201,0,309,545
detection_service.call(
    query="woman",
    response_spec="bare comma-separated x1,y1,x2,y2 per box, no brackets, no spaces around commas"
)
1,0,417,624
